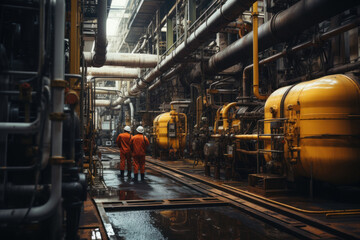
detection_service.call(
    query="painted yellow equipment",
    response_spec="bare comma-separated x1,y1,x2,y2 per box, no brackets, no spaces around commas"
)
264,74,360,184
214,102,240,134
153,108,187,159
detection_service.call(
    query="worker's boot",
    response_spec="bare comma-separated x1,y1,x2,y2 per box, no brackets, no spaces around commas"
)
127,170,132,178
141,173,145,181
133,173,138,182
120,170,124,178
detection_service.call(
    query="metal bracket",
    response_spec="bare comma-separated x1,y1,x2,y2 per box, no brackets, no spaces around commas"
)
49,112,66,121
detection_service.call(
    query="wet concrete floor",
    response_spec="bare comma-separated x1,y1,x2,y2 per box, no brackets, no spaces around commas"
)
107,206,298,240
97,153,298,239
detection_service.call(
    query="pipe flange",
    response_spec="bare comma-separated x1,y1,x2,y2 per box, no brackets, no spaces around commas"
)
51,79,68,88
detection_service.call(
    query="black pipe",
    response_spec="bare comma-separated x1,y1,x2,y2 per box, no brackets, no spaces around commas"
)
208,0,359,74
92,0,107,67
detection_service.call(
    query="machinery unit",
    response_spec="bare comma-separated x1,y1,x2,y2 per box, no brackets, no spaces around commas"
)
264,74,360,184
152,109,187,160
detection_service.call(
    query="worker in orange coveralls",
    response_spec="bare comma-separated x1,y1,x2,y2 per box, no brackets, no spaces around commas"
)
130,126,149,181
116,126,132,178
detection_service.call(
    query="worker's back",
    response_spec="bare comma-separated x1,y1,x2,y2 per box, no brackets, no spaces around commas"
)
116,132,132,153
130,134,149,157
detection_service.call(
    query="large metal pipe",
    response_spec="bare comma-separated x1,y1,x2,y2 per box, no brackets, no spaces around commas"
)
84,52,158,68
0,0,65,222
115,0,256,104
87,66,140,78
208,0,359,73
91,0,107,67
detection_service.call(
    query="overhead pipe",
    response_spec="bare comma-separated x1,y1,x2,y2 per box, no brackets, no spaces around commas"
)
148,64,185,91
243,16,360,95
91,0,107,67
86,66,140,78
115,0,256,105
0,0,65,222
208,0,359,74
84,52,158,68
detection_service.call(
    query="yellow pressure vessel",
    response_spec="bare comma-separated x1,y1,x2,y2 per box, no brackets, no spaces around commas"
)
153,110,187,155
264,74,360,184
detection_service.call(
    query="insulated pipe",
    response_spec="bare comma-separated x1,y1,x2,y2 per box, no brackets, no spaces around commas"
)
116,0,256,104
0,0,65,222
91,0,107,67
87,67,140,78
124,99,134,125
84,52,158,68
95,100,111,107
95,90,118,95
208,0,359,73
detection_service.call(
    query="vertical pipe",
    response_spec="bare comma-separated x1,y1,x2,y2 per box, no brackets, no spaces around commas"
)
252,2,268,100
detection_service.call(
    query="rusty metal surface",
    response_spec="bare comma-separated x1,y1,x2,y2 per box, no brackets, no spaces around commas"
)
78,193,108,240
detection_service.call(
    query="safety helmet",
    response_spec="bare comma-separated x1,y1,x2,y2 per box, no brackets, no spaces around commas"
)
136,126,144,134
124,126,131,132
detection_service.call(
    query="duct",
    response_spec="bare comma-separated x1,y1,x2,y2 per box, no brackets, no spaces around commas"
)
115,0,256,104
91,0,107,67
87,66,140,78
95,90,118,95
208,0,360,73
0,0,64,222
84,52,158,68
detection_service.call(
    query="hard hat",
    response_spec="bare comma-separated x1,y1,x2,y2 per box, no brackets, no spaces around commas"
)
136,126,144,134
124,126,131,132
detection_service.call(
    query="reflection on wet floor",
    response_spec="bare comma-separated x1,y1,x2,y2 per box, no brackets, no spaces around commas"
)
107,206,299,240
95,168,205,200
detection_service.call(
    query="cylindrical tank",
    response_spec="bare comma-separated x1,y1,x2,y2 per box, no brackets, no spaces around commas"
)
153,110,187,155
264,74,360,184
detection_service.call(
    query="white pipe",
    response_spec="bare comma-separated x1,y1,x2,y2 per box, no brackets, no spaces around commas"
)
95,99,111,106
124,99,134,125
95,90,118,95
84,52,158,68
86,66,140,78
114,0,255,105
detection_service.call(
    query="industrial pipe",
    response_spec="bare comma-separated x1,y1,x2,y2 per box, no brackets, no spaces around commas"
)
86,66,140,78
84,52,158,68
211,134,271,141
208,0,359,73
95,100,111,106
222,102,237,130
0,0,65,222
116,0,256,105
242,17,360,96
91,0,107,67
252,2,268,100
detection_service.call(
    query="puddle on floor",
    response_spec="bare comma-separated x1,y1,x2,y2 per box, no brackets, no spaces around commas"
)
93,169,206,200
107,206,299,240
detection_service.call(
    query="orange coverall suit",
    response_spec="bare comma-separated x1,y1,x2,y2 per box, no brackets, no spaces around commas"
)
116,132,132,171
130,134,150,174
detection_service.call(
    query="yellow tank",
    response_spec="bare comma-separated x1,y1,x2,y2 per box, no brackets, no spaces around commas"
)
264,74,360,184
153,110,187,155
